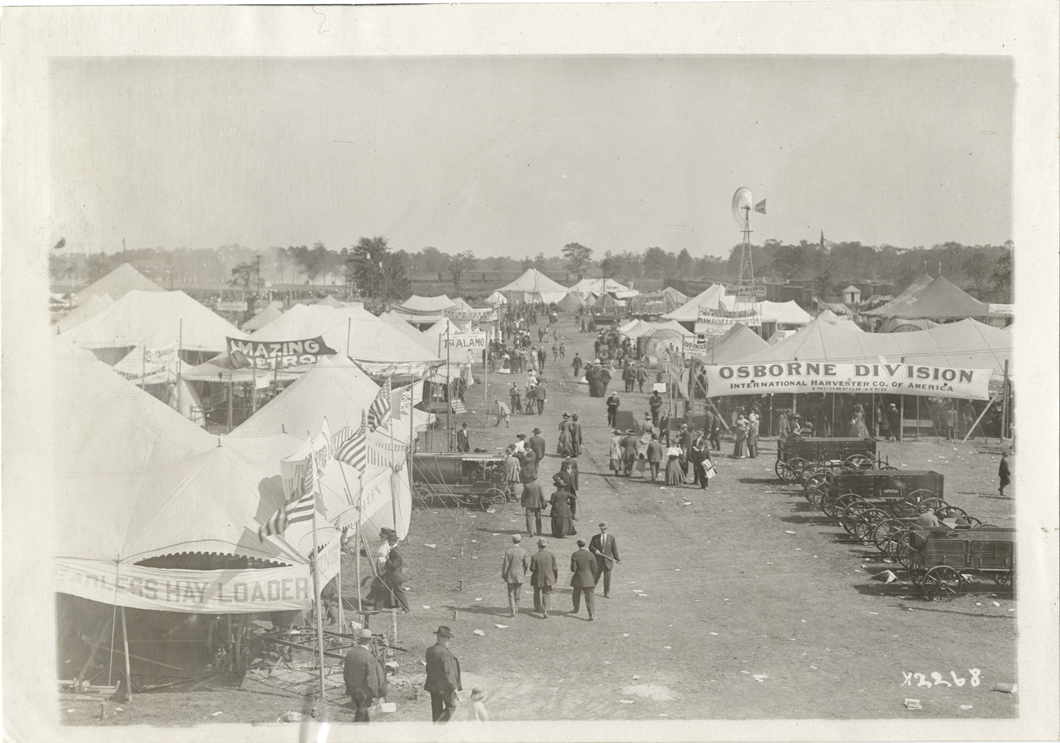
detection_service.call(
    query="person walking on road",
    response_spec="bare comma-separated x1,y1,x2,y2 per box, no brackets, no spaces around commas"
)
636,365,649,393
646,433,664,480
552,458,580,520
529,427,547,464
520,474,546,537
998,452,1011,497
505,446,522,502
609,429,624,475
621,428,638,477
557,413,573,457
530,538,558,618
424,626,461,723
548,487,576,538
665,442,686,485
648,390,663,426
382,532,410,613
495,399,511,427
456,422,470,452
569,539,600,620
344,629,388,722
510,382,522,415
606,391,621,427
571,353,583,379
536,377,548,415
500,535,529,618
690,430,709,488
570,413,584,457
588,522,620,599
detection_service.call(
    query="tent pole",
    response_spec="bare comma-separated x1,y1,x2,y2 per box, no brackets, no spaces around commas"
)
1001,360,1009,442
227,376,234,432
177,320,183,412
899,395,904,442
915,395,920,441
446,326,452,452
120,607,133,702
310,477,327,707
962,392,999,443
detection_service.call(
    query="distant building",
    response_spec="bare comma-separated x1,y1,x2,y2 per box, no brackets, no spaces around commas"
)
841,284,862,305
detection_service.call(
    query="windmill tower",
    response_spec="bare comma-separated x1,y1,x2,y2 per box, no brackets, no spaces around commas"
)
730,187,767,311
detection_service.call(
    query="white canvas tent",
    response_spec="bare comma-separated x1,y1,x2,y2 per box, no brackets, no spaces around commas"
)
569,277,637,298
496,268,569,304
486,291,508,306
55,292,114,333
74,262,165,305
664,284,728,323
60,289,243,356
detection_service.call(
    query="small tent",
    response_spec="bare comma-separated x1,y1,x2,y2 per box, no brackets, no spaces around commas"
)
486,291,508,306
556,292,585,312
240,304,284,332
870,274,989,322
695,323,770,364
569,277,636,298
664,284,728,323
862,273,934,316
397,294,456,314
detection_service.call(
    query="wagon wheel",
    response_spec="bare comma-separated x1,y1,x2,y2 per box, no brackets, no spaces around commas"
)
776,460,799,484
489,467,507,487
839,502,870,535
916,497,947,514
905,489,938,506
921,566,963,601
844,453,876,470
827,493,863,520
854,508,889,544
479,488,508,510
787,457,811,478
879,465,900,471
414,485,435,508
893,530,914,568
992,571,1013,587
935,505,967,520
873,518,903,554
802,472,830,500
808,482,832,509
908,568,928,586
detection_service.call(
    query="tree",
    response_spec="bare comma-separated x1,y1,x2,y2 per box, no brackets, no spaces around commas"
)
345,235,411,305
991,250,1012,303
641,247,673,278
562,242,593,275
229,256,263,296
599,251,617,279
449,250,476,296
676,248,694,275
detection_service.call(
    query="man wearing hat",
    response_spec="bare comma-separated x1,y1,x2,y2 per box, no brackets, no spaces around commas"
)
517,437,538,483
520,474,546,537
529,538,558,618
589,522,621,599
456,422,470,452
678,424,692,477
529,427,547,464
424,626,462,723
649,389,663,426
535,376,548,415
500,534,529,618
620,429,638,477
344,629,388,722
569,538,600,621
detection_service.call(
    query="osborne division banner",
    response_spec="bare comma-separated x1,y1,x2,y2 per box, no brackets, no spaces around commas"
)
54,558,330,613
227,336,337,370
702,361,992,400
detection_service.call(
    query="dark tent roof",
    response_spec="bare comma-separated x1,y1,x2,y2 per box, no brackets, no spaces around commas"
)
872,274,989,321
693,323,769,364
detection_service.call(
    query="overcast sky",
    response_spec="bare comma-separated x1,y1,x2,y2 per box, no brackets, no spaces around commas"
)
50,55,1013,258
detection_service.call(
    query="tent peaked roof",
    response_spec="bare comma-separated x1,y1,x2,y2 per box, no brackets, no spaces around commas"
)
249,304,441,367
696,323,769,364
314,294,346,307
569,277,631,295
876,274,989,320
498,269,572,294
863,273,934,316
232,355,382,440
75,262,165,304
61,289,243,352
55,292,114,333
664,284,727,322
398,294,456,313
241,304,284,332
379,311,440,352
735,317,1010,374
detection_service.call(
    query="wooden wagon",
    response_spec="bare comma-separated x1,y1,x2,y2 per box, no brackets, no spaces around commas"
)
906,526,1015,600
410,452,508,510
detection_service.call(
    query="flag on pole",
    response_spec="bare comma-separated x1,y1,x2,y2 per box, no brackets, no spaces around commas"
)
368,379,392,431
259,456,317,539
399,385,413,419
754,199,767,214
335,411,368,472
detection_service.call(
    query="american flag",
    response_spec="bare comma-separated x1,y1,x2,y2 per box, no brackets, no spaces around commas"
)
335,411,368,472
368,379,392,431
259,457,317,539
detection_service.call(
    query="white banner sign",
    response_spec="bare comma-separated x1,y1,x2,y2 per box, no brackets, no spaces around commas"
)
440,331,487,353
55,558,315,613
702,361,992,400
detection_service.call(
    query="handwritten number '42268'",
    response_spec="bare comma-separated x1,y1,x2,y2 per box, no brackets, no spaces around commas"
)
902,670,981,687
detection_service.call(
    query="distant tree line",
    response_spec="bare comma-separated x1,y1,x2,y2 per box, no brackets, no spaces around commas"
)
49,236,1013,303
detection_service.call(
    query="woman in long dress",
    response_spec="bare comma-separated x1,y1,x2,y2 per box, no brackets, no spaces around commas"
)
609,430,624,474
570,413,583,457
852,404,870,438
733,415,749,458
549,489,576,538
665,444,686,485
557,414,573,456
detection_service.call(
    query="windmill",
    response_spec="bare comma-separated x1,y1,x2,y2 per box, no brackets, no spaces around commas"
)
730,187,767,312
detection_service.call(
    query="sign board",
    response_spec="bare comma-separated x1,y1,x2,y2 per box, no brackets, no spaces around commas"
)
227,336,337,371
652,382,667,393
696,307,760,336
444,308,493,323
440,331,487,352
701,361,992,400
216,300,247,312
988,304,1014,317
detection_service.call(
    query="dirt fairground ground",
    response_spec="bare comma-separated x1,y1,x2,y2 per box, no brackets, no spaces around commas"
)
62,313,1017,726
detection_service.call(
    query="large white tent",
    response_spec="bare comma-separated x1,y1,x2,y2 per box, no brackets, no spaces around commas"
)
757,300,814,326
664,284,728,323
55,292,114,333
74,262,165,305
60,289,243,357
496,268,569,304
396,294,457,314
569,277,637,299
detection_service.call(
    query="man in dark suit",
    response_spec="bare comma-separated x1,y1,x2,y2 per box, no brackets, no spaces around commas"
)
424,626,462,723
678,423,692,477
500,534,529,618
528,427,547,464
588,522,621,598
520,474,546,537
517,439,538,483
689,431,708,488
343,629,388,722
529,538,558,618
569,539,600,621
456,422,470,452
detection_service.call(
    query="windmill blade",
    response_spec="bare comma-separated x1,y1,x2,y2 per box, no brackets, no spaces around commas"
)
754,199,767,215
731,187,753,229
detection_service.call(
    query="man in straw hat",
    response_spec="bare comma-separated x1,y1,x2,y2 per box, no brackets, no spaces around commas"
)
424,625,462,722
529,538,558,619
343,629,388,722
